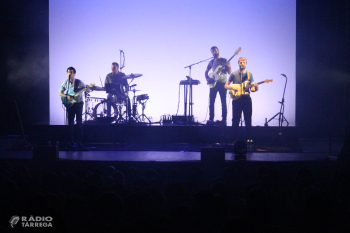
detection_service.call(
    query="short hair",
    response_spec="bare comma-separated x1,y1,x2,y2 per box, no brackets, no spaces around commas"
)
210,46,218,51
67,67,76,73
238,57,247,64
112,62,119,68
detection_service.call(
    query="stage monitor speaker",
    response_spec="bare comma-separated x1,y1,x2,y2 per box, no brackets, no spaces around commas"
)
234,141,247,155
33,145,59,161
172,115,193,124
201,147,225,169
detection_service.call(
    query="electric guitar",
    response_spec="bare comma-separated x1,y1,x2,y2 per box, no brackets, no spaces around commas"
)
207,47,242,88
61,84,95,109
229,79,273,100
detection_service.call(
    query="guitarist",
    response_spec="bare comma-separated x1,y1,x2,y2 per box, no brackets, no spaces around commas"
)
224,57,258,142
59,67,91,147
205,46,231,125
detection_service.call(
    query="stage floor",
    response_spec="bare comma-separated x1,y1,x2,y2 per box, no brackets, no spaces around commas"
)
1,149,338,162
0,133,343,163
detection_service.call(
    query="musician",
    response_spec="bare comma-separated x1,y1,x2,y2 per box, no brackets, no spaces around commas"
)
59,67,90,147
205,46,231,125
225,57,258,141
105,62,131,118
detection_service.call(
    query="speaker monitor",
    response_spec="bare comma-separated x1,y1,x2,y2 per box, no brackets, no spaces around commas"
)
234,141,247,155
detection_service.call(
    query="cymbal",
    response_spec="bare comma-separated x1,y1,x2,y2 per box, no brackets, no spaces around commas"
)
122,73,142,79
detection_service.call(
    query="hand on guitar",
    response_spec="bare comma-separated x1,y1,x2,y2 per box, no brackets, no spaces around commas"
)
67,95,74,101
251,83,259,92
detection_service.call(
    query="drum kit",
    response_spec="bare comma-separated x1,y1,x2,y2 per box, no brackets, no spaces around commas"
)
84,73,151,124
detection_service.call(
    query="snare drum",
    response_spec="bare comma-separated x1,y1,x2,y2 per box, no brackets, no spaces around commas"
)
136,94,149,101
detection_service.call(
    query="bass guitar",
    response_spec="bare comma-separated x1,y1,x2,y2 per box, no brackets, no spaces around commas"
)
207,47,242,88
229,79,273,100
61,84,95,109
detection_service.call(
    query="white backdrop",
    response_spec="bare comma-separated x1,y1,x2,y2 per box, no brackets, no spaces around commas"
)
50,0,296,126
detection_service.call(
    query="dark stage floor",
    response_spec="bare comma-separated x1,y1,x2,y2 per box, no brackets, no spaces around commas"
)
1,125,344,162
1,137,342,163
0,149,338,162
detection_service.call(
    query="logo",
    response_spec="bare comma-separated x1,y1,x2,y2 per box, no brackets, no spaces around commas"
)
9,216,20,228
9,215,53,228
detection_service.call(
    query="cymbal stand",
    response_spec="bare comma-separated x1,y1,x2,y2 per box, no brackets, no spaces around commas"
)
138,99,151,123
130,87,138,119
115,103,126,123
83,92,93,122
123,78,136,123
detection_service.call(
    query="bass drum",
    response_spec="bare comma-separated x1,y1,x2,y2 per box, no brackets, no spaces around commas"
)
136,94,149,102
92,99,119,123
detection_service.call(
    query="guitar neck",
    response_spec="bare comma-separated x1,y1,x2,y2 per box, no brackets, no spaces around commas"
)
216,47,241,74
70,85,91,96
244,81,266,90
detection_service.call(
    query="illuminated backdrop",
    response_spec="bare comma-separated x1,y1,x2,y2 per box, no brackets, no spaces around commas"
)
50,0,296,126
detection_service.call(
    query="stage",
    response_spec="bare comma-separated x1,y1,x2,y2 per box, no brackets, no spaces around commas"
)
1,124,344,163
26,124,301,145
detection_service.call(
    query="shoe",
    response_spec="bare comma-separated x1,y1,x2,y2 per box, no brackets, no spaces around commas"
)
207,120,215,125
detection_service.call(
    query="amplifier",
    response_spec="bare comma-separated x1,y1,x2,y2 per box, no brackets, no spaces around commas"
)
172,115,193,124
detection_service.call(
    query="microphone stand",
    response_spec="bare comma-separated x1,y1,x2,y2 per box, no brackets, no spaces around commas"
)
265,74,289,146
9,99,32,150
183,57,212,124
65,75,70,126
119,50,125,71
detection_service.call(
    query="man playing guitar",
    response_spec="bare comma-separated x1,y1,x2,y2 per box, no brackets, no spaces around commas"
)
225,57,258,142
205,46,231,125
59,67,91,147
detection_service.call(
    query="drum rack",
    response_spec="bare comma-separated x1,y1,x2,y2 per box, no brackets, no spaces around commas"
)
83,87,152,125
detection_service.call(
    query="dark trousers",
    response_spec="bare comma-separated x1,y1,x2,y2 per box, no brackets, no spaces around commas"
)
107,94,131,118
67,102,83,143
209,82,227,121
232,95,252,140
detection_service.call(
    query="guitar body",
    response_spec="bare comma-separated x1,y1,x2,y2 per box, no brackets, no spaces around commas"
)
229,79,273,100
229,84,247,100
61,97,74,109
208,66,227,88
61,83,94,109
207,47,242,88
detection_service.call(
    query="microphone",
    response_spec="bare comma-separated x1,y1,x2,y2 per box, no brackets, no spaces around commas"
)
281,74,287,78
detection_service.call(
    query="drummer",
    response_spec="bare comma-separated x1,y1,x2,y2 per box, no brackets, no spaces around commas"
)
105,62,131,118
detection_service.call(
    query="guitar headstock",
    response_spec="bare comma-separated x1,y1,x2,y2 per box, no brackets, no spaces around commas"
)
264,79,273,83
234,47,242,56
